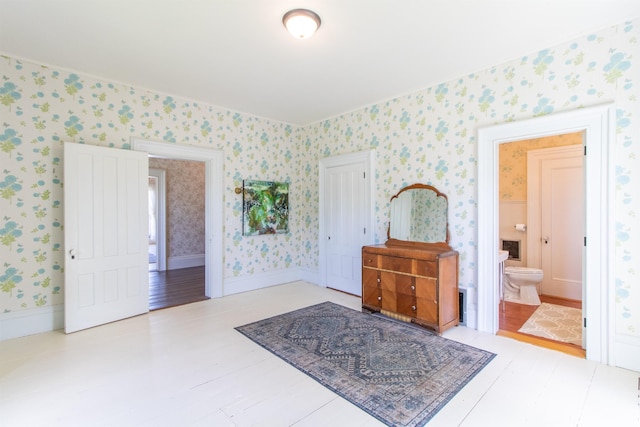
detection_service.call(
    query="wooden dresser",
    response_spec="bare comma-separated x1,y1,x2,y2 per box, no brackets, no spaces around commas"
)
362,242,459,335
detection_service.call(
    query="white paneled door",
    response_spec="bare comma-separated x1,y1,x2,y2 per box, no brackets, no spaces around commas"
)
323,162,368,296
540,154,584,300
64,142,149,333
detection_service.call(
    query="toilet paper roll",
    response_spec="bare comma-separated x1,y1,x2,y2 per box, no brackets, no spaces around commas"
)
514,224,527,232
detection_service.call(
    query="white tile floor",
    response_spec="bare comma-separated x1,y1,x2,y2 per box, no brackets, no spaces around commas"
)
1,281,638,427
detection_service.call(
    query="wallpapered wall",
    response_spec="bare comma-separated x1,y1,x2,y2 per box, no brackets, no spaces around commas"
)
304,19,638,342
0,19,637,350
499,132,582,201
0,57,308,314
148,157,205,259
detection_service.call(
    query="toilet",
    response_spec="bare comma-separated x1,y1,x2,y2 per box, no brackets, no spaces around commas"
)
503,266,543,305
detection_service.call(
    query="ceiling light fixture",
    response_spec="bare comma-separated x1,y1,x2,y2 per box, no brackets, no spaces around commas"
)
282,9,321,39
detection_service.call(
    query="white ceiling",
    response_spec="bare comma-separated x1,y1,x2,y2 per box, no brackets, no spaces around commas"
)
2,0,639,125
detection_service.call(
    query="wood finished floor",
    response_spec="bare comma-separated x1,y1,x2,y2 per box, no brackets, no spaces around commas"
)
499,294,585,357
149,266,208,311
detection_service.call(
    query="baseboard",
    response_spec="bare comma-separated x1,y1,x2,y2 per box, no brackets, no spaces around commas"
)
297,267,320,286
0,304,64,341
167,254,205,270
223,267,320,296
461,286,477,329
614,336,640,371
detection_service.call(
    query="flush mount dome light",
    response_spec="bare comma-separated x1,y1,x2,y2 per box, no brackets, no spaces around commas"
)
282,9,321,39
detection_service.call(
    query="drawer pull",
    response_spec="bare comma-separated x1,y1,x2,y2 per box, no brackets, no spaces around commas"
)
377,278,381,283
377,296,382,301
411,305,416,311
411,285,415,290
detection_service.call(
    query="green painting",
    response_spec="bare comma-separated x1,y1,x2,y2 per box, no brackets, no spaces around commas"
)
242,180,289,236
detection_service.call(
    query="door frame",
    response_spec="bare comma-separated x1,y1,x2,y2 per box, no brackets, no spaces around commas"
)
319,150,376,288
477,103,614,365
132,139,224,298
148,168,167,271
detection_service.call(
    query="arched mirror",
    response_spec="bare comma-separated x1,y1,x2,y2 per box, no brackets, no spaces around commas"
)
387,183,450,247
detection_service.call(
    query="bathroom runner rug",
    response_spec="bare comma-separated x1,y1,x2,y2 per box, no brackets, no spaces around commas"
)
518,303,582,346
235,302,495,427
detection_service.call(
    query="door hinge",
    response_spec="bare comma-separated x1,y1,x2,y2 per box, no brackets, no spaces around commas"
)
363,172,366,179
584,236,587,246
364,227,366,234
584,146,587,156
584,318,587,328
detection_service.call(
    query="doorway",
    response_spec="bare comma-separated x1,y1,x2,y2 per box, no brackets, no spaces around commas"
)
148,175,158,271
148,168,166,272
477,104,614,366
319,150,375,294
132,138,224,299
147,158,206,310
497,137,584,354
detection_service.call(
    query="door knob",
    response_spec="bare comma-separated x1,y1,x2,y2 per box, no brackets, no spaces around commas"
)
69,249,76,260
543,236,549,244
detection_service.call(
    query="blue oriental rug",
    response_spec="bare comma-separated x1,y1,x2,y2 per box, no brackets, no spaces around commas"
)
235,302,495,426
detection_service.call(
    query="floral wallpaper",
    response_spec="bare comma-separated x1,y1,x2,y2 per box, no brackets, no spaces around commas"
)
409,190,447,242
0,56,306,314
0,18,637,354
499,132,582,201
305,19,638,341
148,158,205,258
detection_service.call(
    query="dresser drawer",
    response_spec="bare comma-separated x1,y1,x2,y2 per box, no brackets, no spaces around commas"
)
397,293,417,317
362,284,382,308
416,260,437,277
395,274,416,296
379,271,396,292
380,256,412,273
415,298,438,324
363,253,379,268
415,277,437,300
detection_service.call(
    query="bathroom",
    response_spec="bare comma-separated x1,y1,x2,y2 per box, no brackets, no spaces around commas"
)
498,132,584,352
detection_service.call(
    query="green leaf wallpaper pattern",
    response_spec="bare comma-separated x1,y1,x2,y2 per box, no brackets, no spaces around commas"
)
0,18,637,340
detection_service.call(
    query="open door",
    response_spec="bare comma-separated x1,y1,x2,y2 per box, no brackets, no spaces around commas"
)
64,142,149,333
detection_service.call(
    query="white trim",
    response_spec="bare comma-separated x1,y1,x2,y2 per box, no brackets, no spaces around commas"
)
148,168,167,271
223,268,319,295
318,150,376,288
613,335,640,371
132,139,224,298
477,104,614,366
0,305,64,340
167,254,206,270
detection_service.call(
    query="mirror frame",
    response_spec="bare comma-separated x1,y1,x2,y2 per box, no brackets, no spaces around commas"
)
386,183,452,250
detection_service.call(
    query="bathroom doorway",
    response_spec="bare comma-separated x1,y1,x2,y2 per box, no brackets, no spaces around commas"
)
497,134,585,356
477,104,614,367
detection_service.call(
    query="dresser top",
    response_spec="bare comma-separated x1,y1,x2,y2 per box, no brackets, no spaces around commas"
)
363,243,458,260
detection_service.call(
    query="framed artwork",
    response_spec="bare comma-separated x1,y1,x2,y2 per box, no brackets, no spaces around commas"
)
242,180,289,236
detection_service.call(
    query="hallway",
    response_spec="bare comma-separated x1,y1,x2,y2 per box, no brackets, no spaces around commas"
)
149,266,208,311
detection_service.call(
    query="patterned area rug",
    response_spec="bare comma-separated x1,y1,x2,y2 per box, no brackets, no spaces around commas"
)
518,303,582,346
235,302,495,426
